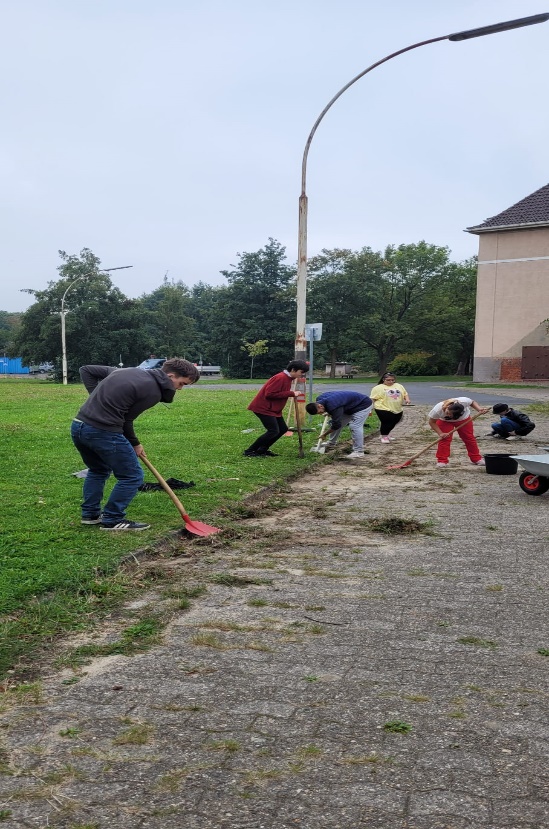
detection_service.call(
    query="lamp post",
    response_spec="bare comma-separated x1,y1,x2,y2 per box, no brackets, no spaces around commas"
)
60,265,133,385
294,12,549,359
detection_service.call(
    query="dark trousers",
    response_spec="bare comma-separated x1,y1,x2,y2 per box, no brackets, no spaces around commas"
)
375,409,403,435
245,414,288,454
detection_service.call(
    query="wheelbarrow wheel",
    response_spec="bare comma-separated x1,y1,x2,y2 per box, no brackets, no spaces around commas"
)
519,471,549,496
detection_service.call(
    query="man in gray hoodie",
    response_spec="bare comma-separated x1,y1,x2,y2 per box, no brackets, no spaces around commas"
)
71,358,199,530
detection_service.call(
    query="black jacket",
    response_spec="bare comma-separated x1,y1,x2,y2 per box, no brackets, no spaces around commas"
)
503,408,535,436
75,366,176,445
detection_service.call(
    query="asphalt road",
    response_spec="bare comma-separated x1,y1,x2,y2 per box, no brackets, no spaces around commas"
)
197,380,534,407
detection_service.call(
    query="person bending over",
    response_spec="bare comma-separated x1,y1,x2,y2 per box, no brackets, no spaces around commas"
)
306,390,373,458
428,397,489,469
72,359,199,530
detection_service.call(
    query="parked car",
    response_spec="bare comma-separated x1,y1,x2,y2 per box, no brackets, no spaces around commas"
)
29,362,54,374
137,358,166,370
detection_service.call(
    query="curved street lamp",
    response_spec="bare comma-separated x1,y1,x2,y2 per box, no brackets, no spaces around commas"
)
60,265,133,385
294,12,549,359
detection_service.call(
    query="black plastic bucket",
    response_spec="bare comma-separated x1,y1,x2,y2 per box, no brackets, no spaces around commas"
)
484,453,518,475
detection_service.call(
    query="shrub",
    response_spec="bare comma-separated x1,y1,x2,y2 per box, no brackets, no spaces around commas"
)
388,351,437,376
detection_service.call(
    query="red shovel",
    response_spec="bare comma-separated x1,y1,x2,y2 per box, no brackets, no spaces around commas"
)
141,456,220,537
387,411,486,470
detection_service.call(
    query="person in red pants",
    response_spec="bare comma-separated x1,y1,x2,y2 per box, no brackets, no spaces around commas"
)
428,397,490,468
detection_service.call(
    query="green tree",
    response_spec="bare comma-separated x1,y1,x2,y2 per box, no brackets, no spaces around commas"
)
12,249,151,381
215,239,295,377
186,281,227,364
308,248,367,376
407,257,477,374
347,242,454,374
0,312,21,354
139,276,196,358
241,338,269,378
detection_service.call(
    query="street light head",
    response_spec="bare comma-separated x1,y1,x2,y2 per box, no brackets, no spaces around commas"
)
448,12,549,41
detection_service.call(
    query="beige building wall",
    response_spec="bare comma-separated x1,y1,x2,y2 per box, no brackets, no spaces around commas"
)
473,227,549,381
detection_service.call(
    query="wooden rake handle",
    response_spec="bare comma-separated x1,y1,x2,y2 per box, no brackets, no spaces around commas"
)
140,456,190,520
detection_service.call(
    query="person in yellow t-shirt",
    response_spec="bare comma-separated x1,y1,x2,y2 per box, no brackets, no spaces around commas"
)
370,372,411,443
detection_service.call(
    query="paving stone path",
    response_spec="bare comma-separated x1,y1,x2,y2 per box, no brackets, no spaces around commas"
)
1,405,548,828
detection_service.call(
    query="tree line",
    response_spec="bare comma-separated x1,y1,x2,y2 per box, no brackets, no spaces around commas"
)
4,240,476,380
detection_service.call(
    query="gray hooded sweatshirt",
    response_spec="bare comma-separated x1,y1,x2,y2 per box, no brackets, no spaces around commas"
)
75,365,176,446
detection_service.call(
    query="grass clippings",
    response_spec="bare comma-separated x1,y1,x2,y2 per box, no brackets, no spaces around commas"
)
383,720,413,734
457,636,498,649
361,517,432,535
209,573,273,588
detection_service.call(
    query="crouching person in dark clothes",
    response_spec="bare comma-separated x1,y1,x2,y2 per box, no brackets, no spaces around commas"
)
490,403,536,441
243,360,309,457
306,390,373,458
71,359,199,530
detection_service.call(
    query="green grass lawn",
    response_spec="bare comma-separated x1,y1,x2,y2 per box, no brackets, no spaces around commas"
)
0,378,379,678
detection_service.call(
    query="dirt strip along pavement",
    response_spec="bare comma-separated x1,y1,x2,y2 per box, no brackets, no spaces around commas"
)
1,404,548,829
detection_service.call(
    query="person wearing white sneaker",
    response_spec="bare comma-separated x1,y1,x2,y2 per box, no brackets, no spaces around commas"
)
490,403,535,440
306,391,373,455
428,397,490,468
370,372,411,443
72,358,200,529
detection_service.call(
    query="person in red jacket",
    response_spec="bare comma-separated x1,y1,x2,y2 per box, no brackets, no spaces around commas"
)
244,360,309,457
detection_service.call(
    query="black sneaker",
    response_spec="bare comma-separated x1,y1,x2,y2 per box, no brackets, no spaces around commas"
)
81,515,102,525
100,520,151,531
243,450,262,457
262,450,278,457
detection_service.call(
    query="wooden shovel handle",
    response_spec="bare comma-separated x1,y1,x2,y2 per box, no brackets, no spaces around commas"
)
140,456,190,520
294,398,305,457
314,414,331,449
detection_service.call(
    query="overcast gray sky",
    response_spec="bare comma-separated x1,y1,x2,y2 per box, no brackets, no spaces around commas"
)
2,0,548,313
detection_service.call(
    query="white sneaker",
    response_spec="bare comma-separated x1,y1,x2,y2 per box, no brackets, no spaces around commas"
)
436,462,449,468
505,436,517,441
347,451,365,458
380,436,390,444
473,459,486,466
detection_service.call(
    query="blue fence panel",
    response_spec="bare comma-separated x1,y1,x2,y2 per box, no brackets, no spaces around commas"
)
0,357,30,374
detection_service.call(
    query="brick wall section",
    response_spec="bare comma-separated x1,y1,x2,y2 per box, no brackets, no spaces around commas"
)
500,358,522,381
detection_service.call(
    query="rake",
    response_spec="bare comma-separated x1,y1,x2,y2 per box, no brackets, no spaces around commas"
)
141,456,220,537
387,411,486,470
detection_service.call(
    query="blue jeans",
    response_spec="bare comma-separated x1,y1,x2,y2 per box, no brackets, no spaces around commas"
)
326,406,373,452
491,417,520,438
71,420,144,523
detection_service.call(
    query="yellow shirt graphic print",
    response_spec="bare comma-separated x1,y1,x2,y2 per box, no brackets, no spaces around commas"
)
370,383,408,414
